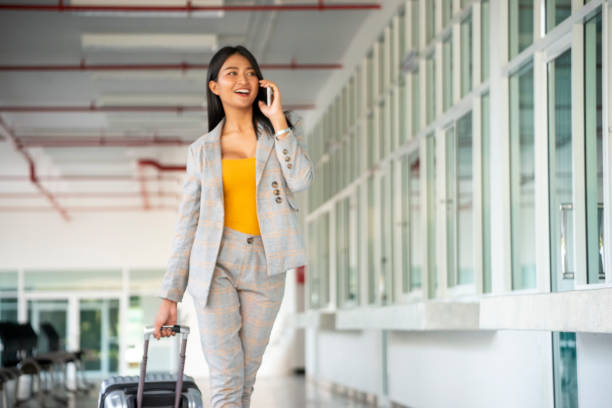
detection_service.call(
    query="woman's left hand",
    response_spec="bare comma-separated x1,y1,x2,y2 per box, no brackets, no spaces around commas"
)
258,79,284,121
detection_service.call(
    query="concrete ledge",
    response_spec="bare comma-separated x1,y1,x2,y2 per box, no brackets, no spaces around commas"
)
480,287,612,333
294,310,336,330
335,301,480,331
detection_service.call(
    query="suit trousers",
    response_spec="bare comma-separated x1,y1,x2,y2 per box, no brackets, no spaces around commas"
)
193,225,286,408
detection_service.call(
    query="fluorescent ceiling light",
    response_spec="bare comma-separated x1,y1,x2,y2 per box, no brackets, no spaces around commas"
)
82,33,217,51
70,0,225,18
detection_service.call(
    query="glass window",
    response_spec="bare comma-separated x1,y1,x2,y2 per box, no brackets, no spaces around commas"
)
400,74,408,145
446,113,474,287
349,193,359,304
367,51,375,109
130,269,165,292
509,0,534,60
552,332,578,407
409,155,422,290
399,7,406,59
368,112,375,168
510,60,536,290
546,0,572,33
378,37,385,96
368,175,376,303
401,157,411,293
80,298,119,374
481,0,490,82
482,93,492,293
0,270,18,322
427,134,438,296
442,0,453,28
443,35,453,112
309,214,330,308
28,299,68,353
426,0,436,44
426,53,436,124
379,103,386,160
411,0,420,50
337,198,350,306
381,168,393,304
24,269,122,291
584,11,604,283
412,68,421,135
548,48,574,292
461,13,473,97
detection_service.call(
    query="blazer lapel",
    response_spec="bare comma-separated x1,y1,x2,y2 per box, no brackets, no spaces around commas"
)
204,117,274,200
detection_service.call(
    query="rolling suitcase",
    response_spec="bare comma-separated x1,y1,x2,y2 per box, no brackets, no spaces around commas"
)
97,325,203,408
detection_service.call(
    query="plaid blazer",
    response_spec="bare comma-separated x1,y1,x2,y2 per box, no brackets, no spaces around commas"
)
160,112,314,305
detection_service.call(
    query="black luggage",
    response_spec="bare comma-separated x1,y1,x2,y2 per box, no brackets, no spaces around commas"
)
97,325,203,408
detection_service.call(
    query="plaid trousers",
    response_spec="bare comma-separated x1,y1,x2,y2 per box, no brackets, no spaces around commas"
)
193,225,286,408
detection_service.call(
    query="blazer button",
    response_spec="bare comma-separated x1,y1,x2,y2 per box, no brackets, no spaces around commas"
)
284,156,291,162
273,189,280,195
275,196,283,204
287,163,293,169
271,181,278,188
282,148,288,154
246,237,254,244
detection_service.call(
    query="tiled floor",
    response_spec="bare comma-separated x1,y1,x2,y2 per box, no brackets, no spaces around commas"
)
71,375,375,407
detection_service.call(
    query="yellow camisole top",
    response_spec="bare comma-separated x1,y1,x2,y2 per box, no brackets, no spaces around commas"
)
221,157,261,235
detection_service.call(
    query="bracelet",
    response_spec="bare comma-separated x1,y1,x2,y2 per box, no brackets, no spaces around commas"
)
274,127,291,139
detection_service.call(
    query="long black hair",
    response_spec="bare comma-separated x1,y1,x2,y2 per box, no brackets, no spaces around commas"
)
206,45,294,139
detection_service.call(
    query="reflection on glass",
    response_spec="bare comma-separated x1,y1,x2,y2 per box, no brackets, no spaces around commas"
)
446,126,457,287
368,176,376,303
481,0,490,82
426,0,436,44
412,69,421,135
457,113,474,284
461,14,473,97
409,156,422,290
401,158,411,293
427,134,438,295
443,35,453,112
400,75,408,144
552,332,578,407
336,199,345,305
381,170,393,304
548,49,574,292
584,11,604,284
368,113,375,168
308,219,320,308
28,300,68,354
367,51,374,109
320,213,330,306
411,0,419,50
80,299,119,374
0,271,18,322
510,60,536,290
482,93,492,293
348,195,359,303
509,0,534,60
426,53,436,124
546,0,571,33
442,0,453,28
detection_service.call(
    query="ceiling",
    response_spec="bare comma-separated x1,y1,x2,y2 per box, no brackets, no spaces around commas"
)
0,0,382,219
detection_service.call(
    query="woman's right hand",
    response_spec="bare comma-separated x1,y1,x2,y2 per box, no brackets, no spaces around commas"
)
153,298,178,340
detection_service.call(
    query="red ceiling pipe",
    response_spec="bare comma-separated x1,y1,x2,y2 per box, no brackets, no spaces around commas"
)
0,103,315,113
0,60,343,72
0,116,70,220
0,2,381,13
17,135,190,148
138,159,185,172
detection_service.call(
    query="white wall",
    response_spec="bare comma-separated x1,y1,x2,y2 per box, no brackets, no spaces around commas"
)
577,333,612,408
387,330,553,408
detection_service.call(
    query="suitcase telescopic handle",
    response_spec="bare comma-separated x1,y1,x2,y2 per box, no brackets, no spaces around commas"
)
137,325,190,408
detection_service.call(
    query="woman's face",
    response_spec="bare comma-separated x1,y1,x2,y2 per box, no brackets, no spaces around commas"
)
209,53,260,111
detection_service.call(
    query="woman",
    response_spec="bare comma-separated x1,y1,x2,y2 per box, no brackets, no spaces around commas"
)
152,45,314,407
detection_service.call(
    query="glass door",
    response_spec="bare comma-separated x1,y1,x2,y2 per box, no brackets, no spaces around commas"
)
79,299,120,376
27,299,69,353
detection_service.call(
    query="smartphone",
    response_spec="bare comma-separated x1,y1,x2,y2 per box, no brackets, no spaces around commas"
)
266,86,272,106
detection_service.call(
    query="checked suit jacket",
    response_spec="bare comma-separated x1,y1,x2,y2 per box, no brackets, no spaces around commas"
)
160,112,314,306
